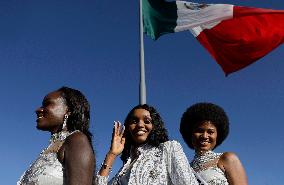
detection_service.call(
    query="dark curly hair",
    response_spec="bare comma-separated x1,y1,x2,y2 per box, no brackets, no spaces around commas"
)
180,102,229,150
121,104,169,163
57,86,93,147
57,87,96,184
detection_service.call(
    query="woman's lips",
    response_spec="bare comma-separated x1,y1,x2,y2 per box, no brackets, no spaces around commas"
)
135,130,146,136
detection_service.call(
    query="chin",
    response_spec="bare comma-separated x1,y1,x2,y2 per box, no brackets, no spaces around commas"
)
36,124,48,131
134,139,148,145
195,145,209,151
200,147,214,152
36,125,44,131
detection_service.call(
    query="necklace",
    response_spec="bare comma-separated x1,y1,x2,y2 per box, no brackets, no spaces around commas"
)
50,130,71,143
42,130,75,154
191,150,221,171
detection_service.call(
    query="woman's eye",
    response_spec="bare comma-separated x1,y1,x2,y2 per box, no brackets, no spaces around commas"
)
130,118,138,124
144,119,152,124
195,128,204,133
208,130,215,135
42,100,52,107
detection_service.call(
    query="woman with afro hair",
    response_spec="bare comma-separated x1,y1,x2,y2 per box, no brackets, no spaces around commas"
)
96,104,205,185
180,102,247,185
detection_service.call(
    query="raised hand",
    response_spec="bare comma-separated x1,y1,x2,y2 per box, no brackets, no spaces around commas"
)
109,121,126,156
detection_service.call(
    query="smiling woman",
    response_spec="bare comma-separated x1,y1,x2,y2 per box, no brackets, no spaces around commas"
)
96,104,205,185
17,87,95,185
35,91,69,133
180,103,248,185
127,108,153,145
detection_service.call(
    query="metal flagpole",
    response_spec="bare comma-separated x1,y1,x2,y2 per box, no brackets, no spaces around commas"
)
139,0,146,104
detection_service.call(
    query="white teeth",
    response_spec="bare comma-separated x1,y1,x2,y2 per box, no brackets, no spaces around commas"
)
136,131,146,135
38,116,44,119
200,141,209,145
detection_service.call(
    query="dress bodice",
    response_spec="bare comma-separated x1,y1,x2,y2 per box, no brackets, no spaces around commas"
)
17,131,78,185
17,152,64,185
96,140,200,185
191,151,228,185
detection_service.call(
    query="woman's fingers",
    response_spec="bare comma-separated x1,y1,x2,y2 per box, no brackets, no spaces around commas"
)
109,121,125,155
113,121,124,137
113,121,117,136
116,121,120,136
112,121,117,137
119,123,125,137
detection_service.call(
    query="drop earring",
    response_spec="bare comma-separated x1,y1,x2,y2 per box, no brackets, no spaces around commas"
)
62,114,68,130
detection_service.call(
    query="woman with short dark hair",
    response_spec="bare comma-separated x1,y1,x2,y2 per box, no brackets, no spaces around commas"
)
180,102,247,185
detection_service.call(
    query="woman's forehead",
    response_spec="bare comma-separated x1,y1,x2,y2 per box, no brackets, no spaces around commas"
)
197,121,217,129
43,91,64,103
133,108,151,117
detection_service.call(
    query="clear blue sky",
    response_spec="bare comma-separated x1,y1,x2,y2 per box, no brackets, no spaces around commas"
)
1,0,283,184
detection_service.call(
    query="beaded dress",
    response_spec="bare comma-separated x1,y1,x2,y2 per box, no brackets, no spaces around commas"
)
191,151,229,185
96,140,200,185
17,130,78,185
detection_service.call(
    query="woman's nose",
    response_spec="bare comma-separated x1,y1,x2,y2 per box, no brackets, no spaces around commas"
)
200,132,209,139
136,119,144,127
35,107,43,114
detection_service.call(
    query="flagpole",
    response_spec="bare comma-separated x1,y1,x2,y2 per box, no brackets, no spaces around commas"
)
139,0,146,104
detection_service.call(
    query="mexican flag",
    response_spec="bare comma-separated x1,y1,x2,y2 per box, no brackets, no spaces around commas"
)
143,0,284,75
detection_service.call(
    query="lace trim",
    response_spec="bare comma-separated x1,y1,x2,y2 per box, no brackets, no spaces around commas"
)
191,151,222,172
43,130,79,154
17,130,80,185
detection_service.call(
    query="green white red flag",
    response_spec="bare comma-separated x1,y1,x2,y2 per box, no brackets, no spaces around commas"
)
143,0,284,75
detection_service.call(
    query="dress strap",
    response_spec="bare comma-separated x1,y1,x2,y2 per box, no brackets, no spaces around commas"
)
67,130,80,137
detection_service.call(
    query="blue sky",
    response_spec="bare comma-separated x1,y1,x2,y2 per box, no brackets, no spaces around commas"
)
0,0,283,184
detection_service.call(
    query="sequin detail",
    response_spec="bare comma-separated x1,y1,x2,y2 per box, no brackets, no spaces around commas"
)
191,151,228,185
17,130,78,185
96,140,200,185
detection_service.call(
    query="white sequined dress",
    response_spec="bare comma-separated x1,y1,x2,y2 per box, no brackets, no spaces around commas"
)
17,131,77,185
191,151,229,185
96,140,201,185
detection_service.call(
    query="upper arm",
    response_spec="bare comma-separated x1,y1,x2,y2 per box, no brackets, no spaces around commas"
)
64,132,95,185
218,152,248,185
166,141,199,185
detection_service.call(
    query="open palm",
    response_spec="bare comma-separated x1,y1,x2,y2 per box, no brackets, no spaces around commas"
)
109,121,125,156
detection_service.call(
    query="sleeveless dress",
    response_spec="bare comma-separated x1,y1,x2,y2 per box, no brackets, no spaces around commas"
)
17,130,78,185
191,151,229,185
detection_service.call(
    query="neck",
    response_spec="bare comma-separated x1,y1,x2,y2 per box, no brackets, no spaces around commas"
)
131,142,149,158
133,140,148,147
50,126,68,135
50,130,70,143
195,150,213,156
